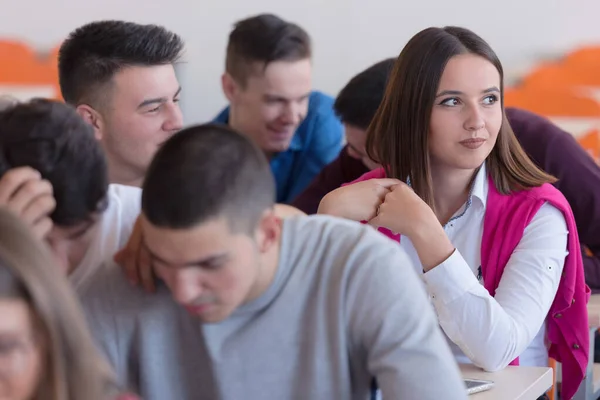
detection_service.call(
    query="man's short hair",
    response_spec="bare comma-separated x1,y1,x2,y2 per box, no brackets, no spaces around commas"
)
142,123,276,232
225,13,311,86
58,20,184,107
334,58,396,130
0,99,108,226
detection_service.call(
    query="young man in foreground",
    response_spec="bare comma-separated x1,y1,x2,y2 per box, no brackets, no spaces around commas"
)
81,123,467,400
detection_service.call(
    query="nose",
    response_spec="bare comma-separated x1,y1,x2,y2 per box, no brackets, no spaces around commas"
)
281,101,306,126
163,102,184,133
171,270,203,305
346,146,361,160
464,105,485,132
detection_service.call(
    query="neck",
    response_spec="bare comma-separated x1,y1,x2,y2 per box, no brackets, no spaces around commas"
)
431,165,479,225
108,165,143,188
245,224,282,302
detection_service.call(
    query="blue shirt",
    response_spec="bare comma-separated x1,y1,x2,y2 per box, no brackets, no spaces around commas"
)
213,91,343,203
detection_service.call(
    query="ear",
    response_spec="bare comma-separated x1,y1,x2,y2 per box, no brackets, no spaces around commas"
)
221,73,239,103
76,104,105,141
254,208,281,254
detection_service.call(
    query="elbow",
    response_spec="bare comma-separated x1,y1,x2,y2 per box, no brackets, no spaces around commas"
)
479,360,510,373
472,354,512,373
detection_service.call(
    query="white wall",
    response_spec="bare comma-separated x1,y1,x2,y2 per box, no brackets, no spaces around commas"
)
1,0,599,124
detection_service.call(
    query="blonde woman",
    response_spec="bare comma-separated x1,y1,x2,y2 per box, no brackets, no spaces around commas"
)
0,208,138,400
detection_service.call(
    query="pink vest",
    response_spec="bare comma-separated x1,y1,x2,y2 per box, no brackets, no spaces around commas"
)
348,169,590,399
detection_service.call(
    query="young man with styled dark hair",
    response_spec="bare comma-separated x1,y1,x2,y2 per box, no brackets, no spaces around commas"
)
0,99,140,288
81,123,467,400
58,20,185,187
214,13,343,203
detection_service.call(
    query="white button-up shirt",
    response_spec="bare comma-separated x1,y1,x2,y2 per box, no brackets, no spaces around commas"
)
401,164,569,370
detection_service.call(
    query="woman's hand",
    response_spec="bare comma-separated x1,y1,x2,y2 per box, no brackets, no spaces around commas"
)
369,182,455,271
317,178,401,222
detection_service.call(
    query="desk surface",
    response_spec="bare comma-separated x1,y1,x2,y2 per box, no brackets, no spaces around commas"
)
460,364,553,400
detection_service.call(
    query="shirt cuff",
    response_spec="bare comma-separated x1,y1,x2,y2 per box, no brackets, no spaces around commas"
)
422,249,480,305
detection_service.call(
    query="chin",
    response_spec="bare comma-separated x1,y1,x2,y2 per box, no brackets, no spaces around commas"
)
197,313,226,324
266,141,293,154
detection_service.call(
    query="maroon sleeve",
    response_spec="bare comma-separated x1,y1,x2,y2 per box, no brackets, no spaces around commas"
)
292,145,369,214
507,107,600,291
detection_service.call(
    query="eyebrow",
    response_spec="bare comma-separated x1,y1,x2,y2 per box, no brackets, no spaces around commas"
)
137,87,182,109
141,239,228,268
435,87,500,98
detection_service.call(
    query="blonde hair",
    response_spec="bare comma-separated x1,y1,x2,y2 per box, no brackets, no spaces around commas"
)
0,209,118,400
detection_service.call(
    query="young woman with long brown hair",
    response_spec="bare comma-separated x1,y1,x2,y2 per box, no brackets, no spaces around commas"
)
0,208,137,400
318,26,588,399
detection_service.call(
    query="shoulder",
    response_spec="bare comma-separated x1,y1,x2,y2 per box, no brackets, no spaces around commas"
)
303,91,342,128
107,184,142,212
101,184,142,246
282,215,409,265
212,106,230,124
342,167,387,186
506,107,573,147
308,90,335,110
488,178,573,227
520,183,570,209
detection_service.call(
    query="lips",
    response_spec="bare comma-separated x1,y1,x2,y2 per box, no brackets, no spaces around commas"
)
184,304,211,315
459,138,486,149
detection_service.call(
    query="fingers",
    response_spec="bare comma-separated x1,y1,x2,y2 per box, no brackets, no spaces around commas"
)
0,168,56,239
18,187,56,225
9,179,54,213
0,167,45,204
114,215,155,292
115,216,143,285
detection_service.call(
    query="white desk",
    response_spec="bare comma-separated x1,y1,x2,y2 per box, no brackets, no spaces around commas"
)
460,364,553,400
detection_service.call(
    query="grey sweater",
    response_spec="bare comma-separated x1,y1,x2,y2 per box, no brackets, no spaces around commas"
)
81,215,467,400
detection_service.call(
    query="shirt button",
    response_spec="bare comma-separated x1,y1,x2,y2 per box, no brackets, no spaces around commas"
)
554,313,563,319
573,344,581,349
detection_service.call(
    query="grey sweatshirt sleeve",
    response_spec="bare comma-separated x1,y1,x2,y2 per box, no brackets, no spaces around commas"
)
346,241,468,400
78,268,129,389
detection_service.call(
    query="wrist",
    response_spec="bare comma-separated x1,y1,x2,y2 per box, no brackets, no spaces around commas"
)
408,214,455,272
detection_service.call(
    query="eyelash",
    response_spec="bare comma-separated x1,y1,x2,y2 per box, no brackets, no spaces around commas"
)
439,95,498,107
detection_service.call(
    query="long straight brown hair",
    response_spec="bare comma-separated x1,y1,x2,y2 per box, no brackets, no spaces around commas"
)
0,209,118,400
366,26,555,210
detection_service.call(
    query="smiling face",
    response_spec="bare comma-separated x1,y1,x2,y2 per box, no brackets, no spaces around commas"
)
83,64,184,186
223,59,312,156
428,54,502,172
